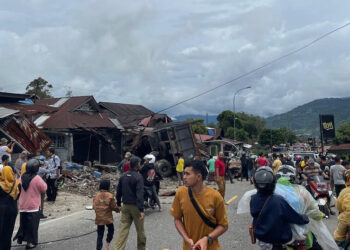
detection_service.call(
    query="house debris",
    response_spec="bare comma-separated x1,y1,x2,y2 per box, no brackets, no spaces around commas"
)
0,107,52,154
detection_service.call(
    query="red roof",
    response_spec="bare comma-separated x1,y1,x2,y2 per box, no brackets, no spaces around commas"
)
328,144,350,151
195,134,214,141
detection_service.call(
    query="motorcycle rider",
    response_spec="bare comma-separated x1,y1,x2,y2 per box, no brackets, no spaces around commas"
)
250,167,309,250
301,159,328,181
140,154,162,212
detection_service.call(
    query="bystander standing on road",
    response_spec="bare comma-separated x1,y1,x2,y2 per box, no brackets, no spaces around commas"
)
331,158,347,197
215,152,226,199
207,155,215,184
37,156,49,219
170,159,229,250
115,157,147,250
15,151,28,178
0,166,20,250
118,152,131,173
46,148,60,202
176,153,184,186
14,159,47,249
247,156,255,184
240,154,248,181
0,138,14,165
257,153,269,167
272,153,282,175
93,179,120,250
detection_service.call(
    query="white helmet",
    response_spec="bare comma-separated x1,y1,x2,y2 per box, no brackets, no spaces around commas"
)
276,165,296,183
144,154,156,164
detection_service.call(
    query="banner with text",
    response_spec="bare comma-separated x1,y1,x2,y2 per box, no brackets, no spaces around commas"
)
319,114,335,139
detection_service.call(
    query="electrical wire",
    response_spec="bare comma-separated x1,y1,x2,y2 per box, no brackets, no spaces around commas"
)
156,21,350,114
11,229,96,248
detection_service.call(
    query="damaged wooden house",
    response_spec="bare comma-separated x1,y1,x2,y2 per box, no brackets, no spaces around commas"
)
1,94,121,164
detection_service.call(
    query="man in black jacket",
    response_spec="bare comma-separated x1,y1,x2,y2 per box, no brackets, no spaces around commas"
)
115,157,147,250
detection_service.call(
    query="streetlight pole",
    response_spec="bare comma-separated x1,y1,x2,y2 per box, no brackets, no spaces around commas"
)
233,86,251,141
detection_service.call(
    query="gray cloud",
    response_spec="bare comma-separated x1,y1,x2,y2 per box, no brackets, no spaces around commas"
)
0,0,350,118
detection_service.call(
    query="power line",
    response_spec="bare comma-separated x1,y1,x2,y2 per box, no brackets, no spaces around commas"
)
156,21,350,114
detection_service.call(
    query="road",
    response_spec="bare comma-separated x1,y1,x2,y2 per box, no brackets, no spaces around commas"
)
11,180,338,250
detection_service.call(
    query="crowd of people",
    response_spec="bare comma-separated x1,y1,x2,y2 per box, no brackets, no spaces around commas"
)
4,136,350,250
0,138,61,250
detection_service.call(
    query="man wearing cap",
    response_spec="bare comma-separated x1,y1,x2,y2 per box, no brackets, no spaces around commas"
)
0,138,14,164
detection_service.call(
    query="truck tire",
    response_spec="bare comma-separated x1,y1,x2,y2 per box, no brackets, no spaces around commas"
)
156,159,173,177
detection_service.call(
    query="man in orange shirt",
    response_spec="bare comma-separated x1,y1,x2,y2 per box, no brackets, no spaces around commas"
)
171,160,229,250
215,152,226,198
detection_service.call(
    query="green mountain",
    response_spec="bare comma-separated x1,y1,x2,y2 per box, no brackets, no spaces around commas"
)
265,97,350,136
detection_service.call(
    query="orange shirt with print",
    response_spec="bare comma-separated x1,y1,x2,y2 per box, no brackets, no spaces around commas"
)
170,186,229,250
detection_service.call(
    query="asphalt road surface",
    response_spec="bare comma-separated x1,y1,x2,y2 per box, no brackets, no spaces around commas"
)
11,180,338,250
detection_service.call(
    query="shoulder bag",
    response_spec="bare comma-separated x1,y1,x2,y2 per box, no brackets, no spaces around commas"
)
249,196,271,244
188,187,218,229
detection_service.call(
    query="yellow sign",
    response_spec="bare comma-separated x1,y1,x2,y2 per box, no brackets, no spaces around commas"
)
323,122,334,131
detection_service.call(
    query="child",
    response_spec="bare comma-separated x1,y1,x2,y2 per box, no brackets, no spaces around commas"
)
93,179,119,250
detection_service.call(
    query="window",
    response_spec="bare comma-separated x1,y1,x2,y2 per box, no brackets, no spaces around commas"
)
49,135,65,148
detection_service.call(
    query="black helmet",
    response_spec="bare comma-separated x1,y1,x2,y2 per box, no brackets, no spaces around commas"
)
276,165,296,183
253,167,276,194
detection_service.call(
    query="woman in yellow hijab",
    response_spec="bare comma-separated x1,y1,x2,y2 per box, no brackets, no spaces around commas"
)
0,166,20,250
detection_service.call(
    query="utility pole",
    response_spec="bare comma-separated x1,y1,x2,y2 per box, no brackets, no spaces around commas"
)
233,86,251,141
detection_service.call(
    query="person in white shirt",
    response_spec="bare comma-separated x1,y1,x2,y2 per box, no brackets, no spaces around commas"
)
0,138,14,163
46,148,61,202
330,157,347,197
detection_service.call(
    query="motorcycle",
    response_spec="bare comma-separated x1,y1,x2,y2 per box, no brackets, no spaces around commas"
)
304,176,332,218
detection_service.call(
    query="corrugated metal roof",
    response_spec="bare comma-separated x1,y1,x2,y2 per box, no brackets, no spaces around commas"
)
0,107,18,118
50,97,69,107
36,96,94,111
34,114,50,127
109,118,124,130
0,117,52,153
99,102,154,128
32,97,114,129
0,104,57,115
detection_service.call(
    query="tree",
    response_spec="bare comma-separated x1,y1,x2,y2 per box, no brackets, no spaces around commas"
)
185,118,207,134
25,77,53,98
259,128,284,147
334,122,350,144
226,127,248,142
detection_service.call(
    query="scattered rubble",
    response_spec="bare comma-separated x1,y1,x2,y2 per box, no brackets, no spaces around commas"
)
60,163,120,197
60,162,179,200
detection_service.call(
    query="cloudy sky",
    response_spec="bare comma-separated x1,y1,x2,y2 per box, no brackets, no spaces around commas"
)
1,0,350,117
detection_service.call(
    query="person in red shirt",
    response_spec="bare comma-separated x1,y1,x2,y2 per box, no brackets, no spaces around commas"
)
257,152,269,167
215,152,226,198
123,159,130,172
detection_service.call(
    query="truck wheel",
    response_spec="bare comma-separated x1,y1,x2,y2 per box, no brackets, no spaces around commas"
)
156,159,173,177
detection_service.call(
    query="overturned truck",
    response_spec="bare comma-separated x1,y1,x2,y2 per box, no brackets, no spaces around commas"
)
130,121,206,177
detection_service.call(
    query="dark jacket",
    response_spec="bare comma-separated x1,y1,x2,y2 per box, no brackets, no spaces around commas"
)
140,163,158,187
116,170,144,212
250,193,309,244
